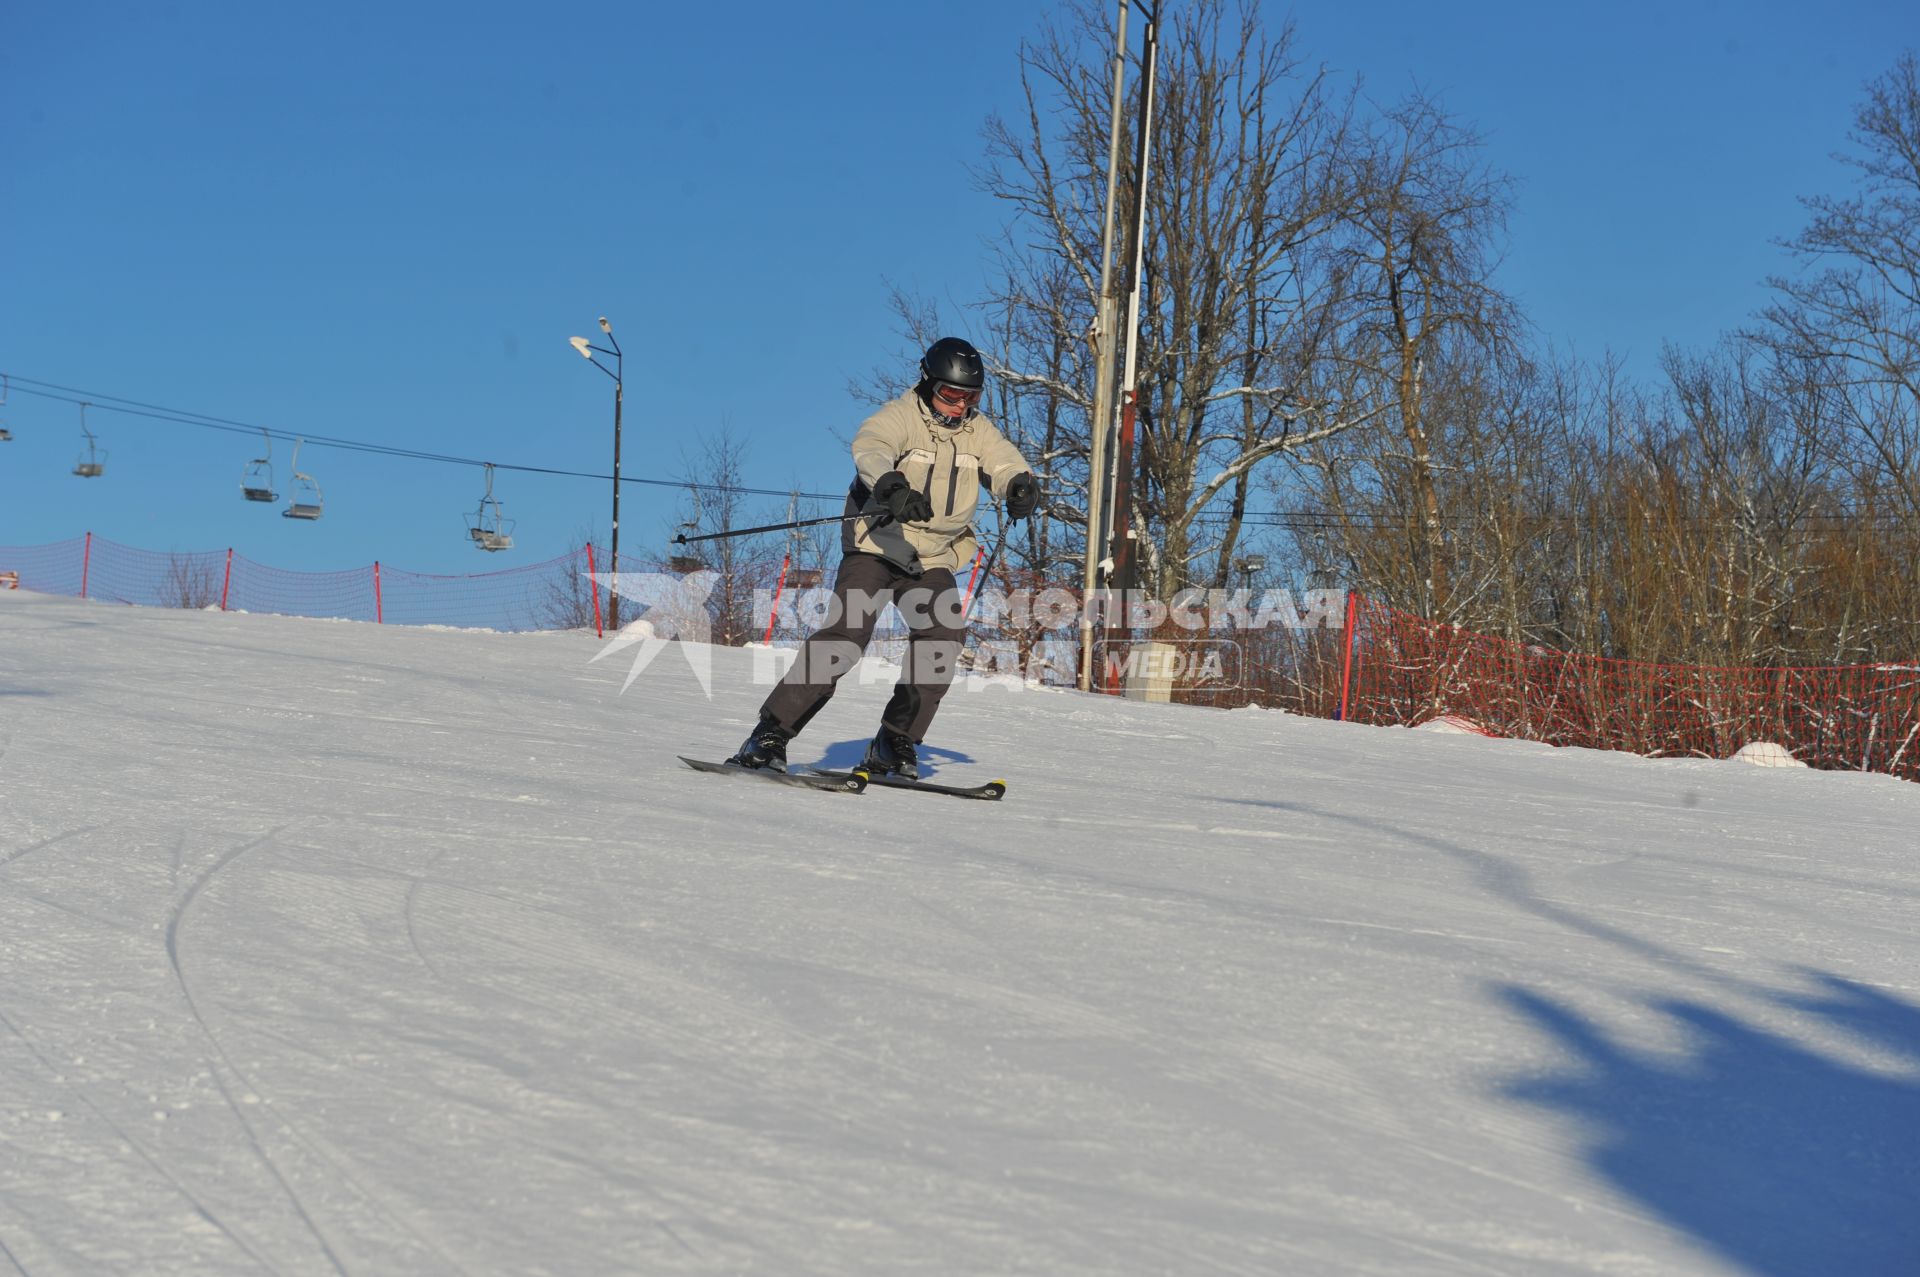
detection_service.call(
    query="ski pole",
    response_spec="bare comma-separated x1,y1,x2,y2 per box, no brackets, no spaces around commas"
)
962,503,1011,623
674,509,892,547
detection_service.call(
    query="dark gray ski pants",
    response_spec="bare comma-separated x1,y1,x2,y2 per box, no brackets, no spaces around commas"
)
759,553,966,742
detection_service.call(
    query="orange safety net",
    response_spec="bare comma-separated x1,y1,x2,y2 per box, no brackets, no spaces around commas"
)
1334,595,1920,780
0,535,597,633
9,537,1912,781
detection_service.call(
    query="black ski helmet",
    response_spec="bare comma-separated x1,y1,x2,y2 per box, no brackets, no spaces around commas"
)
919,337,985,390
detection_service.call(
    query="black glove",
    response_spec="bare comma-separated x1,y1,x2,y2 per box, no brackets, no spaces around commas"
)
1005,472,1041,520
872,471,935,524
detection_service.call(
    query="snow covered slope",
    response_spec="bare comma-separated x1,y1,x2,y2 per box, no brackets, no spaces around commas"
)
2,588,1916,1275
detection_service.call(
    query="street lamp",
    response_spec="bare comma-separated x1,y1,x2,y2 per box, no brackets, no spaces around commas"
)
569,316,624,629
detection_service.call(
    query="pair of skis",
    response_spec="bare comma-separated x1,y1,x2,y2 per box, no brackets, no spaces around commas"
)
678,756,1006,801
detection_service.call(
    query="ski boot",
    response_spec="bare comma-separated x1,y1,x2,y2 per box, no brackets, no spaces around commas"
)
862,726,921,781
728,715,794,772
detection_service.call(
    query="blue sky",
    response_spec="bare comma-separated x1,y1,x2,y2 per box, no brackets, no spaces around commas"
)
2,0,1912,575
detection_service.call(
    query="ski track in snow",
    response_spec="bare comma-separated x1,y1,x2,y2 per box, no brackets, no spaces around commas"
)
163,828,351,1275
162,828,474,1275
3,589,1918,1275
0,998,284,1275
0,826,103,874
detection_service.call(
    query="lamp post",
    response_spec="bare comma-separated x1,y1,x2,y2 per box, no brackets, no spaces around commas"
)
570,317,623,629
1233,553,1265,593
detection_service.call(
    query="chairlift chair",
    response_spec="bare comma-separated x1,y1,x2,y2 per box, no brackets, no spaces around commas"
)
669,520,706,572
72,402,105,477
240,428,278,503
668,488,709,573
668,517,709,573
783,510,822,588
465,463,515,552
281,439,323,520
672,522,710,572
0,374,11,440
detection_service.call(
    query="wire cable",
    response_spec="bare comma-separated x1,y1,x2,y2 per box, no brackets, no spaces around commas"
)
1,373,848,504
6,373,1905,533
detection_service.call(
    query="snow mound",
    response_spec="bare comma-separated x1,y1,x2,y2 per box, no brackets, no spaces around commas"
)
1732,740,1808,768
1416,713,1497,737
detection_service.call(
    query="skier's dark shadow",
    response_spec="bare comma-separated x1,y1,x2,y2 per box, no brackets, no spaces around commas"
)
812,737,976,775
1497,976,1920,1276
1212,793,1920,1273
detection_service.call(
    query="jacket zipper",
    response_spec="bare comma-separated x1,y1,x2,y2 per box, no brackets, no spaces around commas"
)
943,437,960,518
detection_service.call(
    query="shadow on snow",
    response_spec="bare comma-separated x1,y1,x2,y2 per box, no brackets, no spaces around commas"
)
1496,975,1920,1276
1214,793,1920,1274
810,737,977,777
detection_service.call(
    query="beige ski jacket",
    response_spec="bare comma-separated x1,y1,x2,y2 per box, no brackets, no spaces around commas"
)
842,391,1032,573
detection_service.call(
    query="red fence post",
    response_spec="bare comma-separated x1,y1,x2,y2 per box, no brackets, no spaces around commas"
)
373,561,383,624
1337,589,1359,722
80,531,92,599
764,553,791,645
220,548,233,611
585,543,603,638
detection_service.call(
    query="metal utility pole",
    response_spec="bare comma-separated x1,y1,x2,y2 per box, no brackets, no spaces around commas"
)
1107,4,1160,613
1077,1,1134,692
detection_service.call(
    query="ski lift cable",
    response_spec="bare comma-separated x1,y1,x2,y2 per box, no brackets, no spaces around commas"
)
1,374,846,504
20,371,1897,535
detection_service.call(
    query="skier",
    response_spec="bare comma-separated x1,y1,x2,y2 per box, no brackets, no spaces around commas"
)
728,337,1041,779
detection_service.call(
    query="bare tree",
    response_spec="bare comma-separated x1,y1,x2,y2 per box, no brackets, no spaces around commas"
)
981,0,1382,598
539,523,604,631
164,553,221,609
1579,343,1827,665
1755,52,1920,537
668,428,782,647
1288,88,1524,621
1719,50,1920,664
1237,49,1920,678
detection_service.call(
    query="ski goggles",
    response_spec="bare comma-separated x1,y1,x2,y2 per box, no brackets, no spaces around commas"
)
933,382,982,408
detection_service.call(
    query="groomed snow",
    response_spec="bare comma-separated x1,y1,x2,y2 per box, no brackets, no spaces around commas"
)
2,589,1916,1275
